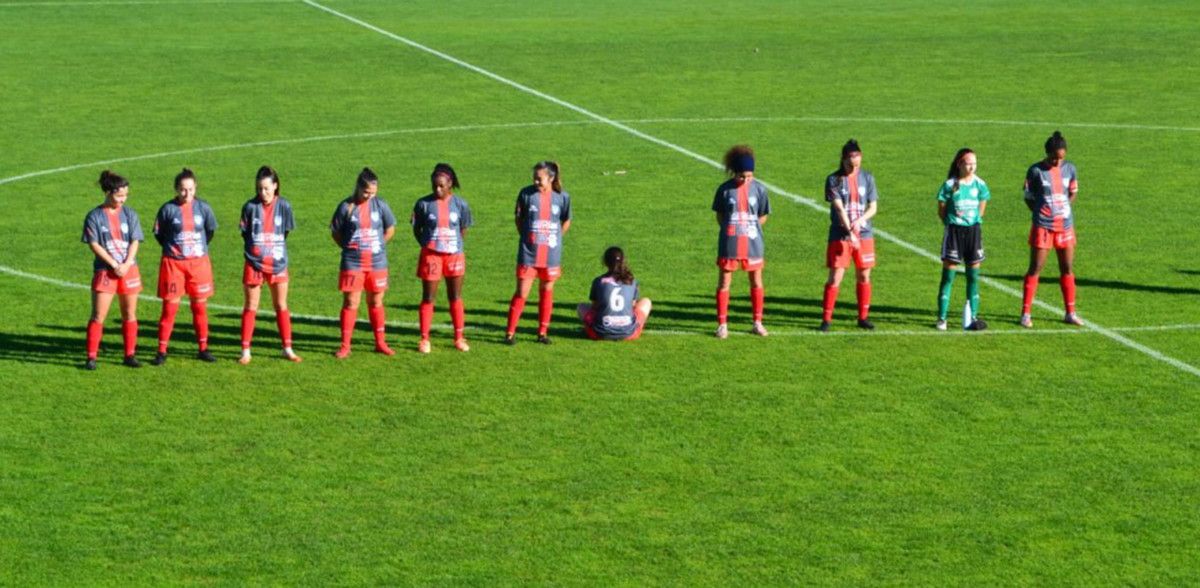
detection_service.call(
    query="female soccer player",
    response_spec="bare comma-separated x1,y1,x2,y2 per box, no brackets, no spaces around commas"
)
82,170,145,370
935,148,990,331
238,166,301,364
411,163,473,354
576,246,652,341
504,161,571,345
713,145,770,339
330,167,396,358
152,168,218,365
1021,130,1083,327
820,139,878,332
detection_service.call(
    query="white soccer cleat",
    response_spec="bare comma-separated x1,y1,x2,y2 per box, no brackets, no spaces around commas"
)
1064,312,1084,326
417,339,431,354
935,319,947,331
238,350,251,365
751,321,769,337
715,324,728,340
1020,314,1033,329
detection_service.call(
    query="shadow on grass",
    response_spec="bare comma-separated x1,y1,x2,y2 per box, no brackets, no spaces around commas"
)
0,330,87,367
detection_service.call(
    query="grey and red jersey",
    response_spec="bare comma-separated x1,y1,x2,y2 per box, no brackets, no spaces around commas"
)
515,186,571,268
712,178,770,260
411,194,473,254
1024,161,1079,231
589,275,640,340
240,196,296,274
330,195,396,271
82,205,144,271
825,170,878,241
153,198,218,260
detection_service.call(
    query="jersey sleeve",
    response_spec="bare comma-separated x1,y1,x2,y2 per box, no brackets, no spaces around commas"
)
329,203,344,234
380,200,396,230
1023,167,1038,201
978,180,991,201
758,184,771,216
711,186,723,212
81,212,100,244
203,202,219,232
825,175,839,203
128,209,145,242
409,200,423,244
153,205,169,246
937,181,952,202
460,198,474,229
560,193,572,222
865,174,879,204
589,277,601,304
239,202,252,237
1068,164,1079,194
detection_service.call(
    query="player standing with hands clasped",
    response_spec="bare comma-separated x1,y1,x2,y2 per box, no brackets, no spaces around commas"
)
151,168,218,365
238,166,301,364
330,168,397,358
935,148,990,331
505,161,571,345
412,163,473,354
1021,131,1083,328
82,170,145,370
713,145,770,339
820,139,877,332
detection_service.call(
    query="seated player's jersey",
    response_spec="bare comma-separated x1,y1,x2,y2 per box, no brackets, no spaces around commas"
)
1024,161,1078,231
330,195,396,271
825,170,878,241
82,205,144,271
240,196,296,274
515,186,571,268
412,194,473,254
590,275,640,340
937,176,991,227
154,198,218,260
712,178,770,259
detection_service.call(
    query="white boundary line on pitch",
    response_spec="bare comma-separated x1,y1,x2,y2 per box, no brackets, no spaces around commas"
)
6,264,1198,339
300,0,1200,378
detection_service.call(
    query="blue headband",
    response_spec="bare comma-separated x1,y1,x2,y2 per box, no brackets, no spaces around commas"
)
733,154,755,173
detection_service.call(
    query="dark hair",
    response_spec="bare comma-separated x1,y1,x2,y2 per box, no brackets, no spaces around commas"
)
723,145,755,176
1044,130,1067,154
532,160,562,192
430,162,460,192
255,165,280,197
604,246,635,285
98,169,128,194
839,139,861,174
173,167,196,190
946,147,975,192
355,167,379,197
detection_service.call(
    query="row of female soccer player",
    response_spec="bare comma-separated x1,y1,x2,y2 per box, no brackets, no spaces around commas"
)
79,130,1082,368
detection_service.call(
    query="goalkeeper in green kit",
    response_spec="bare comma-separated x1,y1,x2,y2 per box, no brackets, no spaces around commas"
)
936,148,990,331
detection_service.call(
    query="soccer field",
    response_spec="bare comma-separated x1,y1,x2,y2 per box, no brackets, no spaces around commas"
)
2,0,1199,583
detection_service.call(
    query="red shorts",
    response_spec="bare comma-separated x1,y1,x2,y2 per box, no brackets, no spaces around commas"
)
92,266,143,295
339,269,389,293
243,262,289,286
826,238,876,269
517,264,561,282
417,249,465,281
1029,226,1076,250
158,257,214,299
582,306,648,341
716,257,764,272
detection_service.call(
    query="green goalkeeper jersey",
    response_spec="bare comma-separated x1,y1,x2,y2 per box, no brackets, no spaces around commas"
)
938,176,990,226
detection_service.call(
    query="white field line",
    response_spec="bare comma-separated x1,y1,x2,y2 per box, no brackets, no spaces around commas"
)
5,264,1197,340
301,0,1200,379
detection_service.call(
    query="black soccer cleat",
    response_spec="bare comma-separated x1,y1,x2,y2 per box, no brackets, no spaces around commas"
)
197,350,217,363
151,352,168,366
818,320,831,332
123,355,142,368
83,359,97,371
536,334,553,345
857,319,875,330
966,319,989,331
503,334,516,346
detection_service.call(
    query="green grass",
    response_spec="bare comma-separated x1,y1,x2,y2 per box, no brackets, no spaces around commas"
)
1,0,1199,583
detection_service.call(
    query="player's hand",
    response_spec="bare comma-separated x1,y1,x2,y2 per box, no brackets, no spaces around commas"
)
113,262,128,277
848,232,860,246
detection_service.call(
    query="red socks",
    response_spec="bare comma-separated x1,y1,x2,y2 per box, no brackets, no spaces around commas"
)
822,284,839,321
368,305,387,348
1022,275,1039,314
450,299,465,340
240,310,256,350
190,301,209,351
86,319,103,360
1060,274,1076,314
276,309,293,348
856,282,872,320
419,301,434,340
750,287,764,322
716,290,730,324
537,290,554,336
157,301,179,353
122,320,137,357
506,295,526,336
339,307,356,349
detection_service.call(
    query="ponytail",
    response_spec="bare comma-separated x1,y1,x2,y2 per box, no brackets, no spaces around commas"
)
256,165,280,197
355,167,379,197
1044,130,1068,154
946,148,974,193
604,246,634,284
533,160,562,192
98,169,128,194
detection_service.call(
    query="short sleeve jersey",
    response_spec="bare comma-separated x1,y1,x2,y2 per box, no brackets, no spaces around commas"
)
411,194,473,254
154,198,218,260
825,170,878,241
712,178,770,260
240,196,296,274
515,186,571,268
330,195,396,271
82,205,144,271
937,177,991,227
589,275,640,340
1024,161,1079,230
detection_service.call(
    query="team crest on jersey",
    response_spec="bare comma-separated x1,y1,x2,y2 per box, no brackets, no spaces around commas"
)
551,205,560,215
1063,178,1072,188
120,222,129,233
194,214,204,226
172,218,182,225
970,188,979,197
749,196,758,207
274,216,282,225
449,211,459,223
99,225,109,233
858,185,867,197
428,213,436,221
371,211,380,223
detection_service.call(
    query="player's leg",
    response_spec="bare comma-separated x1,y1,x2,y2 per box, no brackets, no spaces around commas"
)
1022,245,1049,327
446,275,467,351
190,294,214,362
505,274,535,343
854,266,873,329
937,260,958,330
1057,243,1082,324
748,268,767,336
367,288,393,355
821,266,846,330
240,283,262,363
337,288,362,358
117,292,140,367
715,268,733,338
85,290,115,368
269,280,299,362
153,258,182,364
418,279,439,353
536,277,556,343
